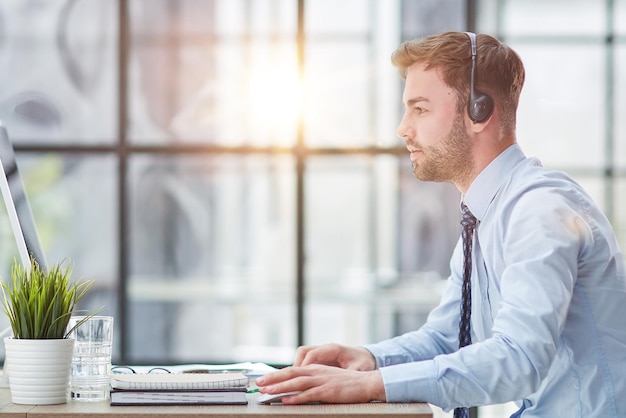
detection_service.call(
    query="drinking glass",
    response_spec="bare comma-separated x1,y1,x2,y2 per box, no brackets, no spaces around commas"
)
67,316,114,401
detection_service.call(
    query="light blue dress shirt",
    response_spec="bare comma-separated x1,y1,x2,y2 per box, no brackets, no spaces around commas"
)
364,144,626,417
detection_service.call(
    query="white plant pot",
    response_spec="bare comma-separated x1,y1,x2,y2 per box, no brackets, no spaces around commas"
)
4,336,75,405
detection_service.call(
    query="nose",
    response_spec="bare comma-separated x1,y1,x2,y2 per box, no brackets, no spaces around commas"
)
396,112,413,142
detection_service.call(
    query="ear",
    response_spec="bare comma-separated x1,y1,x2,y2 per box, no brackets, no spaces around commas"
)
468,112,493,133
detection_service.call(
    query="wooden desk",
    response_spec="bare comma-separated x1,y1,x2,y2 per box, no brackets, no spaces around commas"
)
0,389,432,418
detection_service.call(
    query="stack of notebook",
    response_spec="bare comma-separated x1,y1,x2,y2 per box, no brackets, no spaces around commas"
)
109,372,249,405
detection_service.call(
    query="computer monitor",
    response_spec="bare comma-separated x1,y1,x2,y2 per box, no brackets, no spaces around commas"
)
0,122,49,387
0,121,47,271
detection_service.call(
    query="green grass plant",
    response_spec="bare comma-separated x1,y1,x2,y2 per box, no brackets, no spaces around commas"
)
1,258,98,339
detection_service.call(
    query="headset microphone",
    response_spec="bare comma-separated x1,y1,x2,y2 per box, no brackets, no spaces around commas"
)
464,32,494,123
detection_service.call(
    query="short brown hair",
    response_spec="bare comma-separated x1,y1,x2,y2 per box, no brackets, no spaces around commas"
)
391,31,525,131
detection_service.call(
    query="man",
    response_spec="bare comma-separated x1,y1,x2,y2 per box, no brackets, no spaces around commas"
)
255,31,626,417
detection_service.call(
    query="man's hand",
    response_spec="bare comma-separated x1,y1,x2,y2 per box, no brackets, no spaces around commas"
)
255,364,386,404
294,343,377,371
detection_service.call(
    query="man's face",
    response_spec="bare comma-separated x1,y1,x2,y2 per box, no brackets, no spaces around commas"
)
397,63,474,185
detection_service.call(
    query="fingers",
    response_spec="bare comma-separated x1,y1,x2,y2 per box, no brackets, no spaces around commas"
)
279,387,322,405
254,367,330,404
255,366,320,396
256,367,384,404
295,343,342,367
256,366,308,389
256,365,338,390
293,345,316,366
256,366,296,387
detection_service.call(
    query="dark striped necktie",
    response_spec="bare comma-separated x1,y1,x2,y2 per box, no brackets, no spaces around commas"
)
454,203,477,418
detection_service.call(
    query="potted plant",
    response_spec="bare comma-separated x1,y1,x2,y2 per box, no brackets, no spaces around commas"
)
1,257,97,405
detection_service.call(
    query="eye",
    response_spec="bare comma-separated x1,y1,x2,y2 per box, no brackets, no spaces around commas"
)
414,106,427,114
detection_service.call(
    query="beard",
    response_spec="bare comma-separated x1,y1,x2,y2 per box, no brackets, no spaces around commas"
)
411,113,474,184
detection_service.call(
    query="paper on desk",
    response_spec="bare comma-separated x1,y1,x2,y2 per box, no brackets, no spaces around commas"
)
112,362,278,378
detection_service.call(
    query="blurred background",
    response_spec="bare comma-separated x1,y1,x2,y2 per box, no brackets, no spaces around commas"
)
1,0,625,416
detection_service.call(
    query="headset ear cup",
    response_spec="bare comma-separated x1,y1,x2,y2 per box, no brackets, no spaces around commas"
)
468,93,494,123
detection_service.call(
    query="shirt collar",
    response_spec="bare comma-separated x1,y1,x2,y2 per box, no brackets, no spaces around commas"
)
461,143,526,221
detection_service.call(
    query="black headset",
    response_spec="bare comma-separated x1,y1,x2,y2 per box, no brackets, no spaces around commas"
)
464,32,494,123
